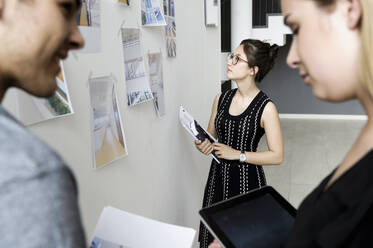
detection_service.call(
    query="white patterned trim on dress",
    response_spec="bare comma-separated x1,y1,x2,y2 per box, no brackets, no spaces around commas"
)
227,120,232,146
239,114,249,150
251,98,270,188
215,91,232,142
223,163,227,199
217,90,232,110
223,163,230,199
202,162,218,248
239,164,243,194
244,93,265,150
206,162,217,206
239,164,247,195
203,227,208,248
250,97,269,151
223,119,228,143
230,120,236,147
243,164,248,193
216,90,233,127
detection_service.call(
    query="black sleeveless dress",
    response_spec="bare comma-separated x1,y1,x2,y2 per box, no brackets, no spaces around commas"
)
199,89,273,248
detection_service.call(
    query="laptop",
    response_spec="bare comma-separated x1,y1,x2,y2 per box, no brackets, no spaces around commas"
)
199,186,297,248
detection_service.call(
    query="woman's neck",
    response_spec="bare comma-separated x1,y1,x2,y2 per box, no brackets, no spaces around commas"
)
358,86,373,127
235,79,259,99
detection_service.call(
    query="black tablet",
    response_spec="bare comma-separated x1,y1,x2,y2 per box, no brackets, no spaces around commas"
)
199,186,297,248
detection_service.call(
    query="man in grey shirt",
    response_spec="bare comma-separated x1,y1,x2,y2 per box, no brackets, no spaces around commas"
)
0,0,86,247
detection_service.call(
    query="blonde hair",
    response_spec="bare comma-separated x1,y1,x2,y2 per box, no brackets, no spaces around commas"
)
360,0,373,98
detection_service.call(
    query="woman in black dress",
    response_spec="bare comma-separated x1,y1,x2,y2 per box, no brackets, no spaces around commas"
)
196,39,284,248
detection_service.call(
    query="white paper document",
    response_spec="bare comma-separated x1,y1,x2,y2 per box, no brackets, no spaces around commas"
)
179,106,220,163
90,206,196,248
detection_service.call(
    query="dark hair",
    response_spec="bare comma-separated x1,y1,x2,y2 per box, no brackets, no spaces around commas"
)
240,39,279,83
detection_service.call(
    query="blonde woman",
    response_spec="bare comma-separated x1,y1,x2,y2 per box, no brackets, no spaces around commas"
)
209,0,373,247
283,0,373,246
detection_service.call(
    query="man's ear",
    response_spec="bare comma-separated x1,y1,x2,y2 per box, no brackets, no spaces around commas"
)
347,0,362,29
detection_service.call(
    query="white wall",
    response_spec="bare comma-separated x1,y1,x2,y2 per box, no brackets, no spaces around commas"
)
231,0,290,48
251,15,291,46
3,0,220,246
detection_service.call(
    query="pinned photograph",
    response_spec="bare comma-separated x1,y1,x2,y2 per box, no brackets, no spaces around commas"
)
15,62,74,126
121,28,154,106
89,76,128,169
76,0,101,53
163,0,176,57
141,0,166,26
148,52,165,116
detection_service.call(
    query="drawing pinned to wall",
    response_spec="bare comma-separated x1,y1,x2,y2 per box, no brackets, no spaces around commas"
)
163,0,176,57
148,52,165,117
121,28,154,106
76,0,101,53
89,76,128,169
15,62,74,126
141,0,167,26
204,0,218,27
118,0,130,6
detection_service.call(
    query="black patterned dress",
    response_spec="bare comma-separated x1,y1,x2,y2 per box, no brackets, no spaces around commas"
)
198,89,273,248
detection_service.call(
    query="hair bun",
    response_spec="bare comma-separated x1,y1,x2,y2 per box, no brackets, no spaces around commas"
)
269,44,280,59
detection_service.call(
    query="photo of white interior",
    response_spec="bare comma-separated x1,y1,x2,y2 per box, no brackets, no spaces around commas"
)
89,76,127,168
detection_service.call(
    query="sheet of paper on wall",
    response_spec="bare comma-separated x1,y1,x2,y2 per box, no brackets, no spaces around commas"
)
148,52,165,117
141,0,167,26
14,61,74,126
121,28,154,106
163,0,176,57
90,206,196,248
88,76,128,169
76,0,101,53
118,0,130,6
179,106,220,164
204,0,218,27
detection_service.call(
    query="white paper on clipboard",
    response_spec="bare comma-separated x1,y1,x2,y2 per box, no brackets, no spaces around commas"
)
179,106,220,164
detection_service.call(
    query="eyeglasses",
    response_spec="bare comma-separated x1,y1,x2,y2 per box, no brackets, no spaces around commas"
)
227,53,249,65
